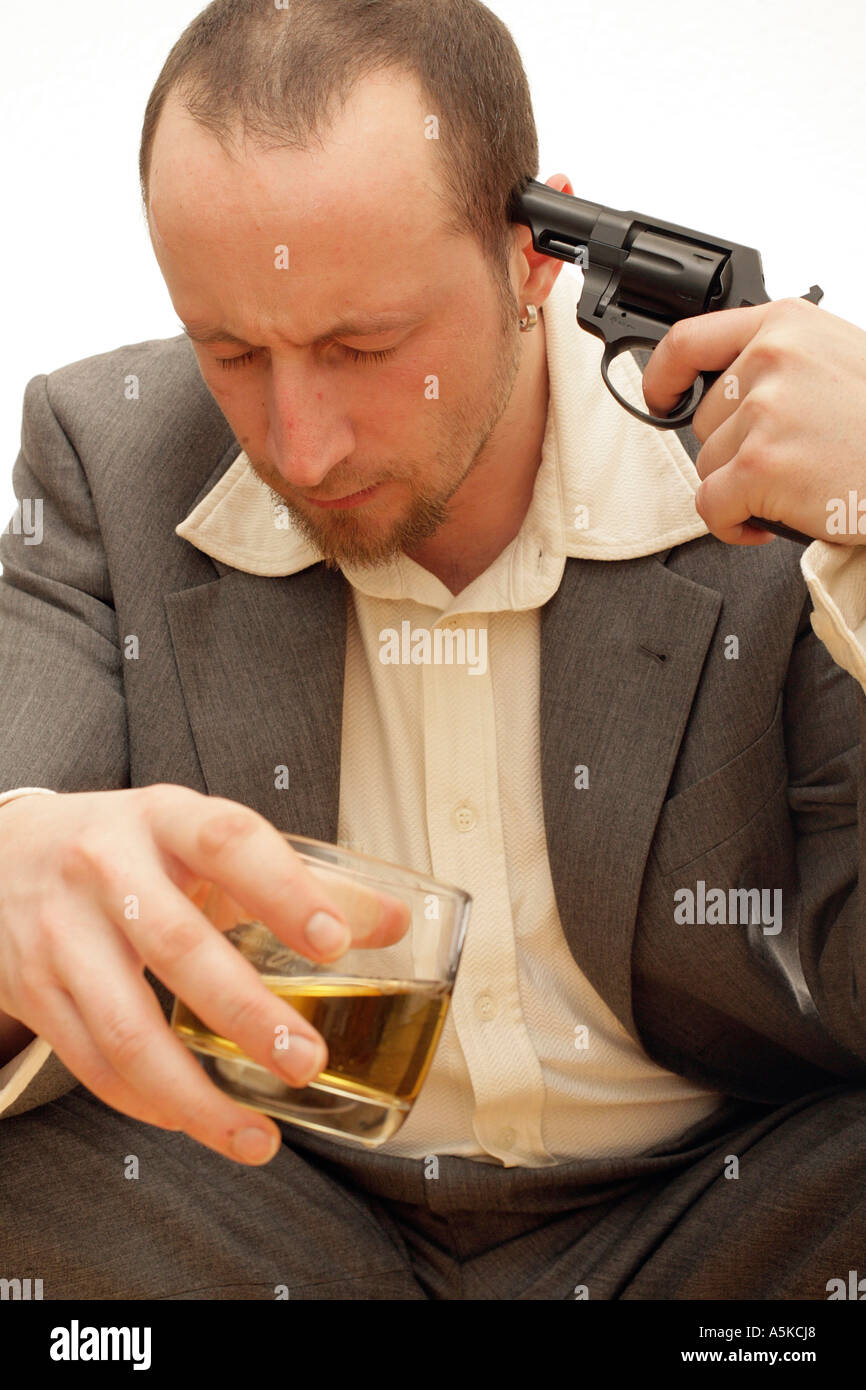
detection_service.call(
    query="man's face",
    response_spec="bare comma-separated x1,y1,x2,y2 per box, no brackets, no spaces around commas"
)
146,71,524,570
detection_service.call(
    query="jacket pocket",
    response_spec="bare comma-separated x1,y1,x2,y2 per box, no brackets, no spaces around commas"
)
651,693,787,877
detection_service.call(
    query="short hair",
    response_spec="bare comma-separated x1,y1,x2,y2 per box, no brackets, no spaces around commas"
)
138,0,539,285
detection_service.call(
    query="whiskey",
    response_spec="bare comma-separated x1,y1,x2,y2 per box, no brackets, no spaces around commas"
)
172,976,450,1120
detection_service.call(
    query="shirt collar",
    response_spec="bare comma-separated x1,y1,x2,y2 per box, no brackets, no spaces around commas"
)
175,268,708,588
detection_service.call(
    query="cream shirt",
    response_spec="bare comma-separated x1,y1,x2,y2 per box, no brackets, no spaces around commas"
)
2,267,864,1166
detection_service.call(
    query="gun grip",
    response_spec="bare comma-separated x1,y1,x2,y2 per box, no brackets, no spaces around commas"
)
745,516,813,545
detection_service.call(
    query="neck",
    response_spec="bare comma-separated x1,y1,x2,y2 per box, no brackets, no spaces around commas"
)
405,311,550,595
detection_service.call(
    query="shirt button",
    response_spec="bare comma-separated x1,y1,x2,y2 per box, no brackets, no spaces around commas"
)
453,803,477,832
474,991,497,1021
498,1127,517,1149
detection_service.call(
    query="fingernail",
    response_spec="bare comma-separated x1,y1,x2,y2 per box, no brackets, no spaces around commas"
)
231,1126,281,1163
278,1035,326,1085
304,910,352,958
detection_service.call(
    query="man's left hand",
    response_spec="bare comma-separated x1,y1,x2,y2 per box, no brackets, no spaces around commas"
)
641,297,866,546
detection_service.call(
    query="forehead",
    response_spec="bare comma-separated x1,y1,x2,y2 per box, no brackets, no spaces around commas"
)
147,71,459,307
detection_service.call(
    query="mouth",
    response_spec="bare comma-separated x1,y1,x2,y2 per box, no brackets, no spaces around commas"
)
305,483,383,509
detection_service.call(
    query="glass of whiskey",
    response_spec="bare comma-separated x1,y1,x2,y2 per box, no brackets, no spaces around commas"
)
170,835,471,1148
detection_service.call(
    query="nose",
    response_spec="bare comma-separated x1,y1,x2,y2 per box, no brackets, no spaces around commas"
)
265,356,355,491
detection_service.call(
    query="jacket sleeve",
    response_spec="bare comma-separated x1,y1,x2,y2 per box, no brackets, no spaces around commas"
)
0,373,130,1118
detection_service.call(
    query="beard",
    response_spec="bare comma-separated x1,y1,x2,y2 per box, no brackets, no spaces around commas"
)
248,278,523,571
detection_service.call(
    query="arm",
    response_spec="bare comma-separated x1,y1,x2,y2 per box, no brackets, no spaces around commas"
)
0,373,129,1113
0,374,128,790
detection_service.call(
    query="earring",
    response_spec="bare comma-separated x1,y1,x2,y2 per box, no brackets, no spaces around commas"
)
519,304,538,332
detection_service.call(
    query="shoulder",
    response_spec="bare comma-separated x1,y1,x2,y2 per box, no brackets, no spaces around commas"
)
23,334,237,515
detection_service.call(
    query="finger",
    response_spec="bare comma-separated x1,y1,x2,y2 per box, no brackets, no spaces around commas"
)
18,984,184,1131
691,387,754,483
310,871,412,949
689,350,763,446
54,872,331,1091
143,788,409,959
691,396,791,546
47,909,285,1164
694,452,778,547
641,303,772,419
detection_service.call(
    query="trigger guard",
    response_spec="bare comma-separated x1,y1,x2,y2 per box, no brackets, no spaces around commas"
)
600,340,706,429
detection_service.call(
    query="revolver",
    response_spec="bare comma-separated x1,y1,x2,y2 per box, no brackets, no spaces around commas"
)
508,178,822,545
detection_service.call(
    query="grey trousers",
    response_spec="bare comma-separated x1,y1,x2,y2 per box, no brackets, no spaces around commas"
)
1,1080,865,1300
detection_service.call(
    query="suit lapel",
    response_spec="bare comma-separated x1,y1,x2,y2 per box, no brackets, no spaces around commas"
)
539,552,722,1043
164,561,348,844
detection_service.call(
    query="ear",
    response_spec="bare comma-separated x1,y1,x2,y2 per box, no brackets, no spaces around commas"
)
513,173,575,309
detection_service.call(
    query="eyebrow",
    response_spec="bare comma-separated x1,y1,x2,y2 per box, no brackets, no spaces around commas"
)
180,310,425,349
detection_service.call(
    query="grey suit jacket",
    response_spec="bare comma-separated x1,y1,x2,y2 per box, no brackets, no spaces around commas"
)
1,334,865,1121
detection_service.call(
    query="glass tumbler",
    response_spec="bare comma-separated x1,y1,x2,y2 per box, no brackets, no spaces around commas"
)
171,834,471,1148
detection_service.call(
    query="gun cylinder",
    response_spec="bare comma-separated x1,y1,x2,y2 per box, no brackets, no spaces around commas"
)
617,232,728,321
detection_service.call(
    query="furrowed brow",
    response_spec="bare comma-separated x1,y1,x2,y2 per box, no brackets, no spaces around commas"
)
180,310,424,349
180,325,250,347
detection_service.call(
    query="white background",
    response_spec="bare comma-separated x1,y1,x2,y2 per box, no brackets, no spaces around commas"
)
2,0,864,528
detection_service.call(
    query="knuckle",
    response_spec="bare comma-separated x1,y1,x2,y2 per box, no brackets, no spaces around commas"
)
773,295,812,318
665,318,693,354
144,781,183,801
81,1058,129,1106
258,860,305,914
58,831,112,887
33,902,64,948
16,956,53,1006
137,782,197,815
196,805,260,858
149,913,205,967
734,440,769,478
87,1073,171,1130
171,1086,222,1137
101,1010,151,1070
136,783,173,812
746,334,786,372
220,990,272,1046
741,388,774,424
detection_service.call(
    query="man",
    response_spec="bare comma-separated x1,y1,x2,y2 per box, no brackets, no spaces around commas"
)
1,0,866,1300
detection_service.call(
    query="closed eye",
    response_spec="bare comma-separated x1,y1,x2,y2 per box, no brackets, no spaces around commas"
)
339,345,398,366
216,344,398,371
217,350,259,371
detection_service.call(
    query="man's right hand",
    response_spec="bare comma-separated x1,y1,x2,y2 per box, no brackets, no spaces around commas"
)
0,784,409,1165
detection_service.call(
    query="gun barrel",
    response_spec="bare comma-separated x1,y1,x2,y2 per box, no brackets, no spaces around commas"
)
508,179,601,261
509,178,729,321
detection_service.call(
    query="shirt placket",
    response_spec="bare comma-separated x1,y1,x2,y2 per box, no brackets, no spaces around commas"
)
422,612,553,1165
